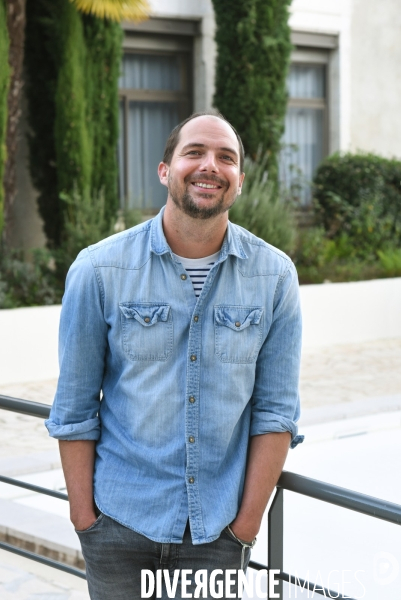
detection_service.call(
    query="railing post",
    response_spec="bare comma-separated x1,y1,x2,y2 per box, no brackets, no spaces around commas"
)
268,487,284,599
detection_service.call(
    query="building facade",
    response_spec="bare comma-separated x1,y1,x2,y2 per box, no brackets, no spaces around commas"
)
10,0,401,246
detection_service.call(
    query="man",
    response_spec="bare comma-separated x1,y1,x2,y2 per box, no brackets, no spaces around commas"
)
46,112,303,599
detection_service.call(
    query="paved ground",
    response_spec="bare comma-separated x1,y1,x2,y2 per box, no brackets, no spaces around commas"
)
0,337,400,598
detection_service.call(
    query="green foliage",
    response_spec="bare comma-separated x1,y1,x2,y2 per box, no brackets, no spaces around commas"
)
25,0,65,247
0,188,141,308
212,0,292,181
24,0,123,247
313,153,401,257
377,248,401,278
0,248,62,308
229,152,296,255
83,16,122,223
0,0,10,237
55,186,117,279
55,0,92,199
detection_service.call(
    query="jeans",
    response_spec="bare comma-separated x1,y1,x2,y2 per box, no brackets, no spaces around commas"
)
76,514,251,600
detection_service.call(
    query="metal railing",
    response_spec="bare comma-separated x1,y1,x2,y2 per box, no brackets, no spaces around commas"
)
1,393,401,598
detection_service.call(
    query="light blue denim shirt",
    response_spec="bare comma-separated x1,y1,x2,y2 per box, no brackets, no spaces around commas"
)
45,207,303,544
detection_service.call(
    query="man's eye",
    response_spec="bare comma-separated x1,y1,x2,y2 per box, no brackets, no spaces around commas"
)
188,150,201,155
221,155,234,161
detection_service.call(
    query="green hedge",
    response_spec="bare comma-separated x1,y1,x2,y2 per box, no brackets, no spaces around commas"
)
212,0,292,182
24,0,122,248
313,153,401,257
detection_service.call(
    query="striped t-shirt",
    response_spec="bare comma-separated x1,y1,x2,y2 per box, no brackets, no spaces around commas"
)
175,251,220,298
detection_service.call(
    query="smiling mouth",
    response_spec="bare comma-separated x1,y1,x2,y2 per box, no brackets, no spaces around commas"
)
192,182,222,190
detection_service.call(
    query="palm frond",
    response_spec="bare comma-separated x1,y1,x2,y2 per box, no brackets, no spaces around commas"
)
70,0,150,22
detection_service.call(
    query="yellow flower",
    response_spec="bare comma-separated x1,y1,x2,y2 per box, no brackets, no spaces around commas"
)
70,0,150,22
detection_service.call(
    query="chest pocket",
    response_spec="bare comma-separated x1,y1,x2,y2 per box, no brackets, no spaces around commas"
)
119,302,173,361
214,305,263,364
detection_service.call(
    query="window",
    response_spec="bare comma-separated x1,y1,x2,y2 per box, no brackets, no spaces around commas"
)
118,28,193,210
280,33,338,204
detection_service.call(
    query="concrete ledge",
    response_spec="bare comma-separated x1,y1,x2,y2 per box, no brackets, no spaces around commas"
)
0,450,61,478
0,498,84,570
1,277,400,384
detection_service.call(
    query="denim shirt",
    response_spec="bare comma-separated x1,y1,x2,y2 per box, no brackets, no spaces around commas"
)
45,207,303,545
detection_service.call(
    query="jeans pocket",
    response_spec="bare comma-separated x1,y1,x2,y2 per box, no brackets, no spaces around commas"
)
75,512,104,534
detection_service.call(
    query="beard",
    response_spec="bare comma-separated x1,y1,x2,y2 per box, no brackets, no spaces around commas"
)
168,174,238,220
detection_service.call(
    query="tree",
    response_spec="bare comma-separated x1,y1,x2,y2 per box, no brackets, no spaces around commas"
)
1,0,149,245
212,0,292,182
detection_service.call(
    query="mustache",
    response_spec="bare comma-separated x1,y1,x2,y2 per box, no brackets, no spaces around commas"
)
185,174,227,188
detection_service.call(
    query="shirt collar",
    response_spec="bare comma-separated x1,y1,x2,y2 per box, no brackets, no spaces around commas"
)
150,206,247,261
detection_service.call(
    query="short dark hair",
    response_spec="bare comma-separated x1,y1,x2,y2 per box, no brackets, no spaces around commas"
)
162,111,245,172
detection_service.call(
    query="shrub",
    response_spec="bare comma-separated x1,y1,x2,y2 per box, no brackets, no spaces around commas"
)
0,189,141,308
229,152,296,255
377,248,401,278
0,248,61,308
313,153,401,258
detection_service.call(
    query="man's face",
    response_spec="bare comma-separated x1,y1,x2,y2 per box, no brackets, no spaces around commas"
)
158,116,244,220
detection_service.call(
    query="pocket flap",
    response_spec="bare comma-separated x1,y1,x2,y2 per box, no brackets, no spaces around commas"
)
214,306,263,331
119,303,170,327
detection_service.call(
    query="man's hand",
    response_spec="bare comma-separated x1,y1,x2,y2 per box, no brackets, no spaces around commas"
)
59,440,97,531
229,432,291,543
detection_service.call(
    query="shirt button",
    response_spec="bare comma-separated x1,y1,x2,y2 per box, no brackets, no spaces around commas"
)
144,317,150,323
235,321,241,328
181,274,187,280
189,396,195,403
188,477,195,484
189,436,195,443
190,355,197,362
194,315,199,322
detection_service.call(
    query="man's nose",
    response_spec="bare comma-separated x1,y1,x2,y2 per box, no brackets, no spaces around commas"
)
199,151,218,172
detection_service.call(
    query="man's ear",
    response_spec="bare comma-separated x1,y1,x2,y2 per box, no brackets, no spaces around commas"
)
237,172,245,196
158,162,169,188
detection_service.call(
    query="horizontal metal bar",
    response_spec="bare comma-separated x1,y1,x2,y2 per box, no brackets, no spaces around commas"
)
0,540,86,579
248,560,267,571
278,471,401,525
0,395,50,418
0,475,68,501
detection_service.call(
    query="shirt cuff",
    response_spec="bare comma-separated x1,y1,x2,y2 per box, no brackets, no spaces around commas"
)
250,414,304,448
44,417,101,441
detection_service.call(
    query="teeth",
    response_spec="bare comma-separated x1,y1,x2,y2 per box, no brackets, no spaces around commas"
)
195,182,219,189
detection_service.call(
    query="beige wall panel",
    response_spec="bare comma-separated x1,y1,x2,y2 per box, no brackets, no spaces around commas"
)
350,0,401,158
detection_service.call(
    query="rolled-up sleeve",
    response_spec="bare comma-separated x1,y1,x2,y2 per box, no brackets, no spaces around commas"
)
45,249,107,441
250,262,304,448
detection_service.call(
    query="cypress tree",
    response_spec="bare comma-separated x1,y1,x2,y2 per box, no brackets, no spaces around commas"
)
83,15,122,223
25,0,123,247
212,0,292,181
0,0,10,238
25,0,63,247
54,0,92,201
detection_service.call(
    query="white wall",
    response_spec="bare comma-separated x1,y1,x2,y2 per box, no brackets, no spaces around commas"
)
349,0,401,158
300,277,401,349
1,278,400,386
0,305,61,386
149,0,216,112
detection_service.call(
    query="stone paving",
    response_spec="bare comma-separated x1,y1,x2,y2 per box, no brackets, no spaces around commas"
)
0,337,400,598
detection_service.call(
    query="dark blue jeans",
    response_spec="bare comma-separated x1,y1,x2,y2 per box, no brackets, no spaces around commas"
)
76,514,251,600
